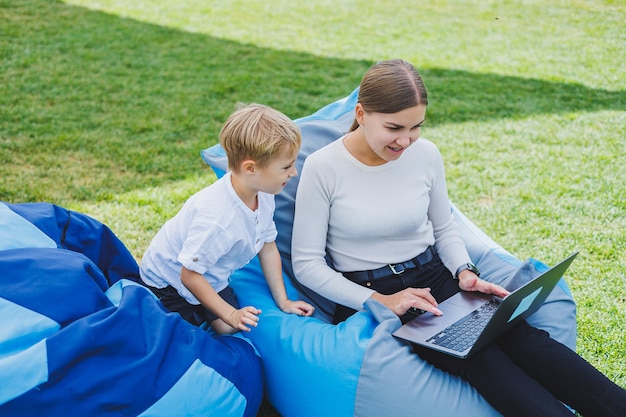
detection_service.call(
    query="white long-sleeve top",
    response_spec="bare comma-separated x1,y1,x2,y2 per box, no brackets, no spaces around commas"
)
291,136,471,311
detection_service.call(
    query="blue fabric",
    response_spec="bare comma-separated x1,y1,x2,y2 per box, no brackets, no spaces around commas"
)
6,202,141,286
202,88,578,417
0,202,56,250
0,202,264,417
138,359,249,417
0,297,58,360
0,339,49,405
0,248,112,326
230,258,368,416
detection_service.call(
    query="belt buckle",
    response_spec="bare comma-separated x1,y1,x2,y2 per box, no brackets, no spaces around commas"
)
389,263,405,274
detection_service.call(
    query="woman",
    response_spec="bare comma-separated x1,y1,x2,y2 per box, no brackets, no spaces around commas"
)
291,59,626,417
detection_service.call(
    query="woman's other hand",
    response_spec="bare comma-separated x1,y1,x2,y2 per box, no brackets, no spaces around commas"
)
457,271,510,298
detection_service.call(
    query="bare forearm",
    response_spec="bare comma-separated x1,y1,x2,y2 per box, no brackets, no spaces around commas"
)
258,243,288,308
180,267,236,322
258,242,315,317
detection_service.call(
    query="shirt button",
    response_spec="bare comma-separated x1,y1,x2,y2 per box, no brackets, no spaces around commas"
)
193,257,199,262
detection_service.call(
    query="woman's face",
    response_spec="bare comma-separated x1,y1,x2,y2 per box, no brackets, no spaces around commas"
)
357,103,427,163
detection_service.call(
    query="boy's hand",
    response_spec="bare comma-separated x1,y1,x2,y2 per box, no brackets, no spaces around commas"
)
228,306,261,332
281,299,315,317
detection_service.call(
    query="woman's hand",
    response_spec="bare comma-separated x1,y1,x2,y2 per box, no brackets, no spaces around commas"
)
371,287,443,317
280,299,316,317
457,271,510,298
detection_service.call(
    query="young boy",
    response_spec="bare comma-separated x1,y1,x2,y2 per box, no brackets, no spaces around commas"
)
140,104,314,334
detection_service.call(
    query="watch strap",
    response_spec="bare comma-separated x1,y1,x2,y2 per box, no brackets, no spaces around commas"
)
455,262,480,279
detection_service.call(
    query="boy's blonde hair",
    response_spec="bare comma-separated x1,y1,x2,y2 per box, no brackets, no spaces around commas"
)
219,104,301,172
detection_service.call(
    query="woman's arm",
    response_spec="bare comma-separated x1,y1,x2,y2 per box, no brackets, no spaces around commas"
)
426,144,472,273
291,155,376,310
426,144,508,299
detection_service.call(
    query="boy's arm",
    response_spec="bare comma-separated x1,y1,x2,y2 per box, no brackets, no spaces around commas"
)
258,242,314,316
180,266,260,331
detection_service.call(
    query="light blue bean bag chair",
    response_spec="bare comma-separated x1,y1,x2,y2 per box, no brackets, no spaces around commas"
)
201,88,577,417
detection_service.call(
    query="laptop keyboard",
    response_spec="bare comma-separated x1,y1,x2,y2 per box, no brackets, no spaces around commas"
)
426,299,501,352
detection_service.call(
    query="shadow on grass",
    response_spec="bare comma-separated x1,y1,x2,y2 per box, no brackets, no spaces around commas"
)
2,0,625,204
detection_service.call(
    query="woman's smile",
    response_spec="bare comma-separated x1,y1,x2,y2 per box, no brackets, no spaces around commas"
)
387,144,406,154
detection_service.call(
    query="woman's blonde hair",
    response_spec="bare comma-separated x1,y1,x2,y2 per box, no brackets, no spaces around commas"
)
220,104,301,172
350,59,429,131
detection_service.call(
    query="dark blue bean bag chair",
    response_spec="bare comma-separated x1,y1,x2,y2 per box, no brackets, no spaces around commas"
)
0,201,263,417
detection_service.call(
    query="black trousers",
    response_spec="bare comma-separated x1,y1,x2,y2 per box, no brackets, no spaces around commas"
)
339,251,626,417
145,284,239,328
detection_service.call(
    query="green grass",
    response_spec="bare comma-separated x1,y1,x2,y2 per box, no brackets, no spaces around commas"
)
2,0,625,414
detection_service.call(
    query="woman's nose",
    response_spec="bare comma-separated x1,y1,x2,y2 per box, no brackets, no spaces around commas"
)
396,135,411,146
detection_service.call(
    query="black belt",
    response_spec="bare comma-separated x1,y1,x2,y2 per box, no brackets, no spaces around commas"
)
345,246,436,286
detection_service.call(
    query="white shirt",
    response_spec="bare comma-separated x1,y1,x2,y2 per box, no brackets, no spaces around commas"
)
291,137,470,310
140,172,277,304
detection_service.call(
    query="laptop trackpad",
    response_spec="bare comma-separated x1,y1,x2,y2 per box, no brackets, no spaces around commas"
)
399,292,492,340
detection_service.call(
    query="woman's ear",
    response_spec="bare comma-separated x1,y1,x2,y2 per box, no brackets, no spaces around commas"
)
355,103,365,126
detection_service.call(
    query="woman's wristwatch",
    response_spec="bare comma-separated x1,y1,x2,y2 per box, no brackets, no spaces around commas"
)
454,262,480,279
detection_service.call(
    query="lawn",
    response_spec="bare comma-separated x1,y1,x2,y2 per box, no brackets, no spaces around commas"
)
2,0,624,414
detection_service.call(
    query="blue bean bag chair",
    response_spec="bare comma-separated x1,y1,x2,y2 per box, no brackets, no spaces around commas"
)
201,88,578,417
0,202,263,417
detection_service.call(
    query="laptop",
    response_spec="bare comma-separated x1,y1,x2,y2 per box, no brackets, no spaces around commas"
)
392,252,578,358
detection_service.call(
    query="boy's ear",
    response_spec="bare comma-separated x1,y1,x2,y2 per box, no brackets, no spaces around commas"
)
240,159,257,174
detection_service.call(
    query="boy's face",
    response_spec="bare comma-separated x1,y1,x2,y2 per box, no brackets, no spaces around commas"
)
252,147,298,195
